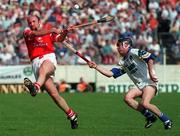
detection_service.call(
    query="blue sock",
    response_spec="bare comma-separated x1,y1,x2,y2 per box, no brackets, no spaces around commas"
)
159,113,170,123
140,108,154,118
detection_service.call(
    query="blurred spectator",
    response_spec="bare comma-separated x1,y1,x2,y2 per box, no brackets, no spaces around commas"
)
147,39,161,63
58,80,71,93
170,40,180,64
0,47,13,65
76,77,93,92
157,7,171,33
76,77,88,92
170,13,180,40
148,0,159,12
148,13,158,40
135,33,148,50
100,40,115,64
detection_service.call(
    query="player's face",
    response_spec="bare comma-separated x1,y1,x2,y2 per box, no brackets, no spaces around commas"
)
27,16,40,30
116,41,130,56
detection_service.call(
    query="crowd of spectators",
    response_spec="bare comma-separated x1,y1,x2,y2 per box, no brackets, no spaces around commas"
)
0,0,179,65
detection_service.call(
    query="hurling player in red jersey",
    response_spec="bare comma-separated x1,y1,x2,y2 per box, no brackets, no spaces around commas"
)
23,15,78,129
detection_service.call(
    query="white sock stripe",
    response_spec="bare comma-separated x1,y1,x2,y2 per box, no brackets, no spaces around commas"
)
164,120,170,124
70,115,76,120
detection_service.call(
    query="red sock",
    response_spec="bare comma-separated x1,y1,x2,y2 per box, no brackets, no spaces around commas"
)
34,82,40,90
66,109,75,118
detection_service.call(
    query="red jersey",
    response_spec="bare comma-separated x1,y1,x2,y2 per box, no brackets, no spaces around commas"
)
23,28,59,60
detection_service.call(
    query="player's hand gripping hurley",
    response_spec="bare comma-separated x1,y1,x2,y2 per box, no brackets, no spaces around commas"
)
68,15,115,30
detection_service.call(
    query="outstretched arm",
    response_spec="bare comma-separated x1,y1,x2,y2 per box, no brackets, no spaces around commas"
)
32,28,62,36
23,27,62,38
88,61,114,78
24,28,69,42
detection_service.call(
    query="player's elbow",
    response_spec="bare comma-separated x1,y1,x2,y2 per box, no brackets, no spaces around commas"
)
147,58,155,65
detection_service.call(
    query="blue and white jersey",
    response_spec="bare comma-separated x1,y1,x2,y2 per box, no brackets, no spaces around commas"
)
111,48,157,89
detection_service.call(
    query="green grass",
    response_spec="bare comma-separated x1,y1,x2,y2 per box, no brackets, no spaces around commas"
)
0,93,179,136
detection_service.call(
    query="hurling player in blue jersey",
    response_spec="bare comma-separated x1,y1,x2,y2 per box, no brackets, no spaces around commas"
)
88,37,172,129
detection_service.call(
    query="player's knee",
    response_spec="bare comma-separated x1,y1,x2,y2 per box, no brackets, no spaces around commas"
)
40,63,54,74
39,64,47,73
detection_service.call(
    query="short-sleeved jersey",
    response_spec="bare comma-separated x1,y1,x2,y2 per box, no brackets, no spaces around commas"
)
111,48,156,89
23,28,60,60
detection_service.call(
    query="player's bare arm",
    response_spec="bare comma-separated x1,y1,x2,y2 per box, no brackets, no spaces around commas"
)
147,59,158,82
88,61,113,77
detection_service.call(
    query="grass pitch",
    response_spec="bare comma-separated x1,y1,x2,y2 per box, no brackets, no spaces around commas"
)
0,93,179,136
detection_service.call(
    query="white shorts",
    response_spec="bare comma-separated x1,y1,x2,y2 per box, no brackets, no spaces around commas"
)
137,80,157,90
32,53,57,80
136,80,158,95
